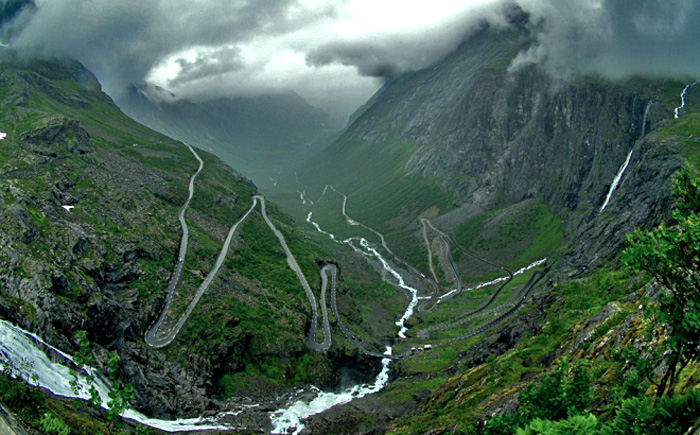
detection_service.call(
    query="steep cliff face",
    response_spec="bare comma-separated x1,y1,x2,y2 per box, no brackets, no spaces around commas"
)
291,20,688,276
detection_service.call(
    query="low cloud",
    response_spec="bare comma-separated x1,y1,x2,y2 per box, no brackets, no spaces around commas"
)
1,0,698,120
306,2,513,81
514,0,700,79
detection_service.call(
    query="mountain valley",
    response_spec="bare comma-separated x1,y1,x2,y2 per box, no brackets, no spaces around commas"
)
0,3,700,435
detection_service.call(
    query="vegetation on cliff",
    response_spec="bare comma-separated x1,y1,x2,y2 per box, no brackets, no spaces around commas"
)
0,55,351,420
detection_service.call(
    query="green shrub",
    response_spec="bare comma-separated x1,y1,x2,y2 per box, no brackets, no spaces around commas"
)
39,413,71,435
517,414,600,435
623,163,700,397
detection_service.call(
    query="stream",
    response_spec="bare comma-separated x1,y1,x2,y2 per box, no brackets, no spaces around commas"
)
0,319,254,432
270,347,393,435
306,211,419,338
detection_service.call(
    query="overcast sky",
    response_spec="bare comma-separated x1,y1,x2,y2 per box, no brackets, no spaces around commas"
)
6,0,700,120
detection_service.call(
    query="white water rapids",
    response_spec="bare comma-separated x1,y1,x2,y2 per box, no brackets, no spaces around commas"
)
437,258,547,303
264,207,405,434
270,347,393,435
306,212,335,240
257,208,425,434
0,319,255,432
0,221,398,435
355,238,418,338
306,211,419,338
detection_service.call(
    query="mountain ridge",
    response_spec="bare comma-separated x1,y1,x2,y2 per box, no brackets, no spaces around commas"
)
0,56,375,428
117,83,343,187
279,22,688,280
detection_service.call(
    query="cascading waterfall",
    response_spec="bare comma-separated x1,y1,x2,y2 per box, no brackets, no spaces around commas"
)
0,320,256,432
600,149,633,212
270,347,393,435
599,99,651,212
642,100,653,136
675,80,699,119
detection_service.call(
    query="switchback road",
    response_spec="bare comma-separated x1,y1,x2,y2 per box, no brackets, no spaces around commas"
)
146,145,331,350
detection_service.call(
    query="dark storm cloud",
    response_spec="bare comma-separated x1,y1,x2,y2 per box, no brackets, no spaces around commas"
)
307,0,700,83
0,0,36,44
169,46,245,87
306,40,400,80
10,0,341,97
596,0,700,77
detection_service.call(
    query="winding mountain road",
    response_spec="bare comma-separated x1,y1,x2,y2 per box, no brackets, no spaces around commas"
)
146,145,332,350
302,186,546,358
145,197,257,348
148,158,547,357
256,195,330,350
144,143,203,348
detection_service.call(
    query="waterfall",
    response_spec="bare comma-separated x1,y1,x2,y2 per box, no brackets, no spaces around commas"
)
600,150,634,212
675,79,699,119
0,319,256,432
642,100,652,136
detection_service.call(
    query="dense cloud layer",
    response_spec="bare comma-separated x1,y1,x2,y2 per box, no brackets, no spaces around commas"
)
2,0,699,120
305,2,513,81
514,0,700,79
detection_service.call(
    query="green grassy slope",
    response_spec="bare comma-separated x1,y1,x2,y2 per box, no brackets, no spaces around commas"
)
0,57,341,410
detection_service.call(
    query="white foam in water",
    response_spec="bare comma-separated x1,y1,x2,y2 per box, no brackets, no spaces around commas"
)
270,347,393,435
438,258,547,303
306,212,334,240
0,320,256,432
306,213,418,338
357,239,418,338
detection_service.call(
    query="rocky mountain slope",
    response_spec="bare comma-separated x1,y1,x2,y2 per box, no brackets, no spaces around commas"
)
280,11,690,280
1,6,699,434
117,85,343,187
0,54,367,424
266,9,700,434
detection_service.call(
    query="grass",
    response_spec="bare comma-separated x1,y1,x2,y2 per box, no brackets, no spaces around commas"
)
511,204,564,267
452,200,563,275
384,377,448,403
0,58,345,402
388,264,645,434
651,113,700,167
270,134,456,259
